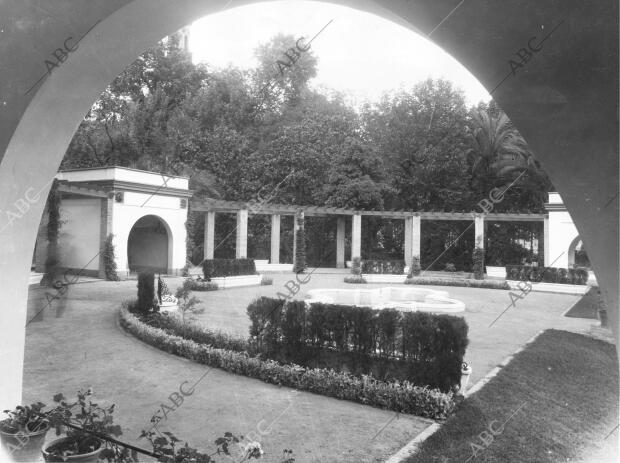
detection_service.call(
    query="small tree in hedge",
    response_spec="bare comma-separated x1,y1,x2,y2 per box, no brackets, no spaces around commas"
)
137,271,156,314
175,279,203,333
102,234,120,281
472,248,485,280
350,256,362,275
408,255,421,277
293,213,307,273
43,180,62,286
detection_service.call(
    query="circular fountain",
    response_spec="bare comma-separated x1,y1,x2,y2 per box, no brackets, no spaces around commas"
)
305,287,465,313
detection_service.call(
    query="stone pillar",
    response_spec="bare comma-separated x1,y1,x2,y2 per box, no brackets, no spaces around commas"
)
543,216,550,266
336,217,346,268
271,214,280,264
236,209,248,259
98,195,114,278
351,214,362,259
203,211,215,260
404,215,421,266
474,214,485,248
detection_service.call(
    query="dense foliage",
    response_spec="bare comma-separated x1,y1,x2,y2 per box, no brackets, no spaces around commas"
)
202,258,256,278
120,306,455,419
136,272,156,313
59,33,553,266
361,259,406,274
505,265,589,285
102,234,120,281
246,297,469,392
405,277,510,290
472,247,485,279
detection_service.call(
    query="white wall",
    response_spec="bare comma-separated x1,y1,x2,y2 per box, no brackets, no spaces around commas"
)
111,191,187,274
57,198,101,271
547,193,581,269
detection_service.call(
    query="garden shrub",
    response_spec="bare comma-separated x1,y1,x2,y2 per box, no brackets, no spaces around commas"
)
119,306,455,420
137,271,156,313
408,255,421,277
350,256,362,275
246,298,469,392
184,278,219,291
505,265,589,285
405,277,510,290
361,259,406,274
344,275,367,284
293,214,307,273
444,263,457,272
472,248,485,280
246,297,286,353
202,258,256,278
102,234,120,281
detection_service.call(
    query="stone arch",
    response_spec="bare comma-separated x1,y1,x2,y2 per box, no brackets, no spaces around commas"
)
0,0,617,412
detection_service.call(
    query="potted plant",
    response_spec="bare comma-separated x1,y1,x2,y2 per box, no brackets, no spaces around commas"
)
43,389,122,462
0,402,50,461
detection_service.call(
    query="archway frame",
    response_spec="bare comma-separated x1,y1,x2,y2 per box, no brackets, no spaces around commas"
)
126,213,174,274
0,0,617,412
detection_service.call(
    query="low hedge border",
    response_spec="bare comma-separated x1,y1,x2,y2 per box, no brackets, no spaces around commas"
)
344,276,367,284
119,306,455,420
405,277,510,290
184,279,219,292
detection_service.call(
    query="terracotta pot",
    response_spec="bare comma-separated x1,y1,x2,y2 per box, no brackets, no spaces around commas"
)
42,436,102,462
0,421,50,462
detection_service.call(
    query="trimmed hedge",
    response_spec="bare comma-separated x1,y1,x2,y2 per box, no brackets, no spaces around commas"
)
505,265,589,285
246,298,469,392
137,272,155,313
405,277,510,290
184,279,219,291
362,260,406,274
344,275,367,284
119,306,455,420
202,258,256,278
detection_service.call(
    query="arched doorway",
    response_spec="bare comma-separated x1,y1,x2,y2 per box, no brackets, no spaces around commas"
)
568,237,591,269
127,215,170,273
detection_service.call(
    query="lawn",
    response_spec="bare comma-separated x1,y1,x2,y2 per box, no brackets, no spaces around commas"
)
405,329,619,462
564,286,602,319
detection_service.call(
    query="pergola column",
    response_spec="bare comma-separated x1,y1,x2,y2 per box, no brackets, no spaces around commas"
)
203,211,215,260
474,214,485,248
235,209,248,259
351,214,362,258
270,214,280,264
336,217,346,268
404,215,421,266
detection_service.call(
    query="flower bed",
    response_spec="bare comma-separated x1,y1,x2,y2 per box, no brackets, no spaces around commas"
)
505,265,588,285
361,260,406,274
405,277,510,290
119,307,455,420
184,279,219,291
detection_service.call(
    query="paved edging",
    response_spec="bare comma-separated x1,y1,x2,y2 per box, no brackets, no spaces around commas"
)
385,422,441,463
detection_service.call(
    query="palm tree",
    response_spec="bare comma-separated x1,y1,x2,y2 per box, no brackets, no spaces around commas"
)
468,109,534,196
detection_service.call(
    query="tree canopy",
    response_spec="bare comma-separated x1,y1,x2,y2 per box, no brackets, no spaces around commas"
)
60,32,552,267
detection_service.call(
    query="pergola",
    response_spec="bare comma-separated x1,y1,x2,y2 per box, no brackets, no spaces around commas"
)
191,198,547,268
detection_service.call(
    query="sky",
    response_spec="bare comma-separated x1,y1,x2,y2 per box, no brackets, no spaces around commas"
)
189,1,491,107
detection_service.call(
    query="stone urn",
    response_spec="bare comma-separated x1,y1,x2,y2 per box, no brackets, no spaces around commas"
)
460,362,472,393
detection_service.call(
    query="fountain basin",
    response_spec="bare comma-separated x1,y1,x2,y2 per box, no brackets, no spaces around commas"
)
306,287,465,313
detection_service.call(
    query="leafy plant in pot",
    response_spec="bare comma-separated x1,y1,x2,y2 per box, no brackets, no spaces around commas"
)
0,402,50,461
43,389,122,462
